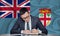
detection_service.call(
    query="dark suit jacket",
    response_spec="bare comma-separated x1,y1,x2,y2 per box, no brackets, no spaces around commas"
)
10,16,48,34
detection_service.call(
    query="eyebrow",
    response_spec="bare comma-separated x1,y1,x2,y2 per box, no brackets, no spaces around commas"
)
23,16,29,19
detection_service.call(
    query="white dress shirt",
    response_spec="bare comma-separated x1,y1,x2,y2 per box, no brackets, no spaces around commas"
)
21,17,42,34
25,17,32,31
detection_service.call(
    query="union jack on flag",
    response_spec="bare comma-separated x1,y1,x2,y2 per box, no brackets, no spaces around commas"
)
0,0,30,18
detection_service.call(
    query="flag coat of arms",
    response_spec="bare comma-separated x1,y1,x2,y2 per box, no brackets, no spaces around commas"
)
39,8,51,27
0,0,30,18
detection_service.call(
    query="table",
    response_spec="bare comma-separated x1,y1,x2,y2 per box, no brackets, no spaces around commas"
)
0,34,60,36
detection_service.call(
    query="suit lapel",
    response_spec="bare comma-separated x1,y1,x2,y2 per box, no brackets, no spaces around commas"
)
31,16,36,29
20,20,25,30
31,16,35,29
22,22,25,30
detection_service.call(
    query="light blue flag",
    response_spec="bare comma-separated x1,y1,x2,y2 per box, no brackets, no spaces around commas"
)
0,18,17,34
30,0,60,35
0,0,60,35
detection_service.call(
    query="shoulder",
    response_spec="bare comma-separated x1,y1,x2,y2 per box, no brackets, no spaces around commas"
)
15,17,24,23
31,15,39,20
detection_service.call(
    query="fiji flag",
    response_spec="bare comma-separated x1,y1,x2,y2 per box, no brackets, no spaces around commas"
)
31,0,60,35
0,0,30,18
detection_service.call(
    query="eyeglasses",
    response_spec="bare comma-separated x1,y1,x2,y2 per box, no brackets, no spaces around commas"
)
22,16,29,20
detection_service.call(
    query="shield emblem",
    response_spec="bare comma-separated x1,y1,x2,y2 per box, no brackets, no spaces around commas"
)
39,8,51,27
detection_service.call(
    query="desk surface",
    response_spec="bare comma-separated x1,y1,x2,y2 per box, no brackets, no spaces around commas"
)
0,34,60,36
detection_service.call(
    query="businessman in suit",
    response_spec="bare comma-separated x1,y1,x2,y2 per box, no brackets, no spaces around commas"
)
10,7,48,35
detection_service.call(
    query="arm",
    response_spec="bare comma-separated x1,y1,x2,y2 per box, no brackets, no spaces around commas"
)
36,18,48,35
10,20,21,34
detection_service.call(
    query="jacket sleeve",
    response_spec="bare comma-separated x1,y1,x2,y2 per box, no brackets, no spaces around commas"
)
10,20,21,34
36,18,48,35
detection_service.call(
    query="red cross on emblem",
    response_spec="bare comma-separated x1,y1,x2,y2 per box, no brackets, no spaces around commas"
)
39,8,51,27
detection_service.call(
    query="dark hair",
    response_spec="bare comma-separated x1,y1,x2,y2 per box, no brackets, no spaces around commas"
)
20,7,28,15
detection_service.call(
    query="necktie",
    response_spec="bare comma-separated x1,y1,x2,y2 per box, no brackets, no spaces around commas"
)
27,22,29,30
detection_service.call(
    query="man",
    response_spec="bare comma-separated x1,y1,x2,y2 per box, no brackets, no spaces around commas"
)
10,7,48,35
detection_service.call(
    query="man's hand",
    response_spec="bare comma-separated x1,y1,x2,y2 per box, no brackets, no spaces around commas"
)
21,30,31,34
21,29,39,34
31,29,39,34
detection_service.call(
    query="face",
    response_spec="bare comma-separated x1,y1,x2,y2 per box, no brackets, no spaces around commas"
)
21,12,30,22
